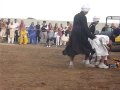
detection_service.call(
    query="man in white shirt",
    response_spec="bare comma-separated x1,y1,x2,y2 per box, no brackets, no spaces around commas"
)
8,21,16,44
14,19,19,43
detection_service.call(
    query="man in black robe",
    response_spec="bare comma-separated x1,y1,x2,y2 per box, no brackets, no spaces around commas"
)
63,5,96,67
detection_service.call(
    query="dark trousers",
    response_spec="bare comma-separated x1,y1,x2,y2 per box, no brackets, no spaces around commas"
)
14,30,19,43
6,29,10,41
36,30,41,43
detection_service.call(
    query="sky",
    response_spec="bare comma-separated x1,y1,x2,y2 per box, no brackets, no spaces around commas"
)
1,0,120,23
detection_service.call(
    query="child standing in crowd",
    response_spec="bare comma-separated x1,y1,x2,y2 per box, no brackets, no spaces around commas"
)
54,29,60,47
46,23,54,47
46,28,54,47
8,21,16,44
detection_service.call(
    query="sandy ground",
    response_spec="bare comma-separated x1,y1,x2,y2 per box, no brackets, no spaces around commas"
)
0,44,120,90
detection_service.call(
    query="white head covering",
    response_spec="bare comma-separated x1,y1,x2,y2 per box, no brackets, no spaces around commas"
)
93,16,100,22
81,4,90,12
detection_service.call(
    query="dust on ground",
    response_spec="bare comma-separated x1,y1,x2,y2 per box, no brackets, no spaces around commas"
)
0,44,120,90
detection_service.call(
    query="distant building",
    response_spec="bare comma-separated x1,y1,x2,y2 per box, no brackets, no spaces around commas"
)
27,17,36,19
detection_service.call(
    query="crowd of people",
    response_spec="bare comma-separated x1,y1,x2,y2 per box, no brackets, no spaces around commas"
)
1,5,120,70
0,19,72,47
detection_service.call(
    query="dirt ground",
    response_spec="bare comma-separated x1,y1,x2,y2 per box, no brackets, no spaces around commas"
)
0,44,120,90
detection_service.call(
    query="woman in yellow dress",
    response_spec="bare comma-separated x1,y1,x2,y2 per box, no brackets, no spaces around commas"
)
19,20,28,44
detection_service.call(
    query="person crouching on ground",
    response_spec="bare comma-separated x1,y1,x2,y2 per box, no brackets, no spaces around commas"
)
88,35,110,69
62,4,96,68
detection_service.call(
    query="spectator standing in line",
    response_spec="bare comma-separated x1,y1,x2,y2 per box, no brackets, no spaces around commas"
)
36,21,41,44
41,21,48,44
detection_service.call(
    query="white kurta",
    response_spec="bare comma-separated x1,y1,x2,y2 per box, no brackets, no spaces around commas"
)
8,24,16,44
88,35,109,56
9,25,16,38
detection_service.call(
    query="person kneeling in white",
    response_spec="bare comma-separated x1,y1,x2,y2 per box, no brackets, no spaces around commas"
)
88,35,110,69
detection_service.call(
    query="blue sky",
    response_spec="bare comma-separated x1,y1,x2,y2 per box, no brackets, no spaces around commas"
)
1,0,120,23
